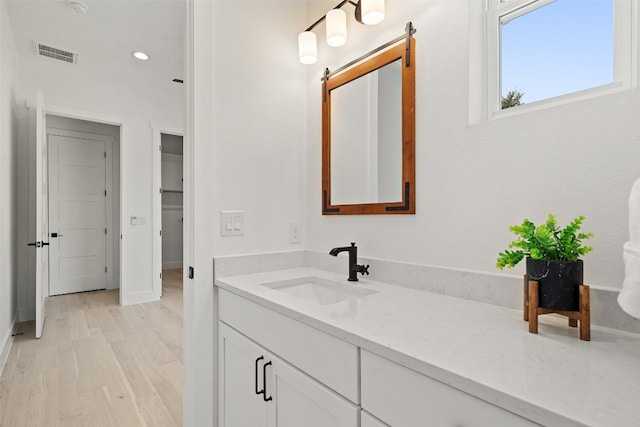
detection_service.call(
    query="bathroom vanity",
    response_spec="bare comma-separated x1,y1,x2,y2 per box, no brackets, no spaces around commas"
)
215,268,640,427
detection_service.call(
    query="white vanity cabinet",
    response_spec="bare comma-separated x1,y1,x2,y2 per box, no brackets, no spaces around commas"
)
218,290,360,427
361,350,540,427
219,323,358,427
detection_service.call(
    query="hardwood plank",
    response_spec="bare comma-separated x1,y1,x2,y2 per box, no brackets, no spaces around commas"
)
0,269,183,426
137,394,178,427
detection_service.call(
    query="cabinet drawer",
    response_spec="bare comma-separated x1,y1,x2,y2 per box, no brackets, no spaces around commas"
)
361,350,540,427
219,289,359,402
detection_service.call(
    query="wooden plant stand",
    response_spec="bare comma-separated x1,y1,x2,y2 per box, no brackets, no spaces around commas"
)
523,275,591,341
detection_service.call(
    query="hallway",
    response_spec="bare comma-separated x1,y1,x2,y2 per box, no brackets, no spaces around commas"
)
0,270,183,427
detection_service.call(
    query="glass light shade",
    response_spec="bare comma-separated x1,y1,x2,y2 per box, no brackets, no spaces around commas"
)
298,31,318,64
360,0,385,25
326,9,347,47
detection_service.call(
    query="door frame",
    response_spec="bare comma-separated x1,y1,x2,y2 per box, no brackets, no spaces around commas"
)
46,128,115,296
152,126,184,301
44,104,126,305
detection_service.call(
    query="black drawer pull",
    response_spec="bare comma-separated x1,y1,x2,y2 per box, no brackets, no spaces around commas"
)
262,361,272,402
255,356,264,395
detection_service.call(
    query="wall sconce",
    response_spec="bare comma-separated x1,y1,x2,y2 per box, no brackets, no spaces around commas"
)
298,0,386,64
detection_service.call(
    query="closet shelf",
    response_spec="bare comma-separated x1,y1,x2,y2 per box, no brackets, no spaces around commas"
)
161,188,183,194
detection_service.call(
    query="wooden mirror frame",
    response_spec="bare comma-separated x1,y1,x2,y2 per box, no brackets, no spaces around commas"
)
322,38,416,215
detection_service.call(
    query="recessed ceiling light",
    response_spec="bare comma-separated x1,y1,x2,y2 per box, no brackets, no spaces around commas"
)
132,51,149,61
68,1,88,14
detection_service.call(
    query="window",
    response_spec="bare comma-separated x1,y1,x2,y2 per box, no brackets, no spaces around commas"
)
482,0,635,117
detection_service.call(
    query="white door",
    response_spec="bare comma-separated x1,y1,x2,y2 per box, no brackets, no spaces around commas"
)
267,353,359,427
219,323,269,427
48,134,107,295
33,90,48,339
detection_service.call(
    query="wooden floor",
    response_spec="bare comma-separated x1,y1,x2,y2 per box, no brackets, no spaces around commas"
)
0,269,183,427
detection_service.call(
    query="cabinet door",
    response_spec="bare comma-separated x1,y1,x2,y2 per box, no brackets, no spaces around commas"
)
267,353,359,427
219,323,268,427
362,350,540,427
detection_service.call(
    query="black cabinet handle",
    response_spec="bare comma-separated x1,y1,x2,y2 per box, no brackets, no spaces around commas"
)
262,361,272,402
255,356,264,395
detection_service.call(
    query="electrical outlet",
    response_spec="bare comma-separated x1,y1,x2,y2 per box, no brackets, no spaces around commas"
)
289,222,302,244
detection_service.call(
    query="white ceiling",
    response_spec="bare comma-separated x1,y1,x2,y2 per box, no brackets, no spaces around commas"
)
6,0,185,89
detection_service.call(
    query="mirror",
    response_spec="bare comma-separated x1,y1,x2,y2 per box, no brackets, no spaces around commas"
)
322,38,415,215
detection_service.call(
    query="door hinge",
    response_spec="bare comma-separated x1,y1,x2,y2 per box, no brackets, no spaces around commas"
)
104,151,107,158
105,266,107,273
104,189,107,196
105,228,107,235
188,266,194,279
159,187,163,194
159,144,162,152
160,272,163,279
159,230,162,236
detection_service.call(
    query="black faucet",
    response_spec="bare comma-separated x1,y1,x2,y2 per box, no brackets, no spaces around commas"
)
329,242,370,282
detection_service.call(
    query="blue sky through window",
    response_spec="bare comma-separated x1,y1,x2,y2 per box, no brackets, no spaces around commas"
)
501,0,614,105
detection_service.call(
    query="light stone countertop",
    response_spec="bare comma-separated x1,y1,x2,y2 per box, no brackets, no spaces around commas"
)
215,267,640,427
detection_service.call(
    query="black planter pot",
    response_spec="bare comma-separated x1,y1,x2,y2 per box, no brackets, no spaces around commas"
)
526,257,583,311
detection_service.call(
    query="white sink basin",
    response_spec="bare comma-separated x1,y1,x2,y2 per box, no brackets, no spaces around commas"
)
263,276,378,305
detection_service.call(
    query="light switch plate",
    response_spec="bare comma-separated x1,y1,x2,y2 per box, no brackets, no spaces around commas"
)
221,211,244,236
130,215,147,225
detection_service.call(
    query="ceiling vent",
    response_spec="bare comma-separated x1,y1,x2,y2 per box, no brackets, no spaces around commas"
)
33,42,78,64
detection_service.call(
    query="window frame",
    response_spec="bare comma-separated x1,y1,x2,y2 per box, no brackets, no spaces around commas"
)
483,0,636,119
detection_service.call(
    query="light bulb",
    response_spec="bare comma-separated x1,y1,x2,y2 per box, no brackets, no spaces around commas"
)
326,9,347,47
361,0,385,25
298,31,317,64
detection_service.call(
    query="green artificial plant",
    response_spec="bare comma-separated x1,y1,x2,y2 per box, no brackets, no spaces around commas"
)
496,214,594,270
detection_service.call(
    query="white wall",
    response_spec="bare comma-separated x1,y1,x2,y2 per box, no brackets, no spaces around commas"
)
15,34,184,309
209,1,308,256
188,1,308,425
0,0,21,368
305,1,640,290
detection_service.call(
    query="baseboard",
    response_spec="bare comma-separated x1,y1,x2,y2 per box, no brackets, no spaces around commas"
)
163,261,183,270
0,313,19,377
